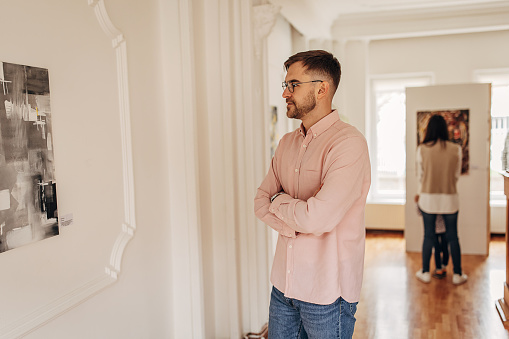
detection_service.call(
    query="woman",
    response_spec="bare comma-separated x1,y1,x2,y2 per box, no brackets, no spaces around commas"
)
415,114,467,285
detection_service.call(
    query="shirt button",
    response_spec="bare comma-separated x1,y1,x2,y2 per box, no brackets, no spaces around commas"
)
303,144,307,148
289,245,292,249
295,168,299,173
313,133,317,138
287,270,291,274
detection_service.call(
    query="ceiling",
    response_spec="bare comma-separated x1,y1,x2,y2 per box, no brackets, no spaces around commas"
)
268,0,509,39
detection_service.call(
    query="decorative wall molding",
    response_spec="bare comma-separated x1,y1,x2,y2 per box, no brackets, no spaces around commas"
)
88,0,124,48
88,0,136,280
1,275,114,338
253,4,280,58
0,1,136,337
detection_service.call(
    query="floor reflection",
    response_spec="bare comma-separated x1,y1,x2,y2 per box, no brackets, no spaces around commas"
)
354,231,509,339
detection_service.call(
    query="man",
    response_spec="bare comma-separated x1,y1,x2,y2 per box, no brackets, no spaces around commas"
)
254,50,371,339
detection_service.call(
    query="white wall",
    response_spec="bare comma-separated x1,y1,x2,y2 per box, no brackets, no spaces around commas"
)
369,31,509,82
340,40,369,133
1,0,274,338
16,0,174,338
0,0,175,338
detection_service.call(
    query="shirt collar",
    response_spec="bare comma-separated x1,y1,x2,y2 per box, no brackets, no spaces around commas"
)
298,110,339,137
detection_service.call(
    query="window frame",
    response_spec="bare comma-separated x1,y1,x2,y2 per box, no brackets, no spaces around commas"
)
367,72,435,204
473,68,509,207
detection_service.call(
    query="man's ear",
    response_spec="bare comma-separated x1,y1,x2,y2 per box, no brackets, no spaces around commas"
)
317,81,329,99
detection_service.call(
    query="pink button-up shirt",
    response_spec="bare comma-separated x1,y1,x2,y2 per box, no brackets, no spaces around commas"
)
254,111,371,304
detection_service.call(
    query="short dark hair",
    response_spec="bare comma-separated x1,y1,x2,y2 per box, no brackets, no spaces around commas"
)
284,50,341,94
423,114,449,147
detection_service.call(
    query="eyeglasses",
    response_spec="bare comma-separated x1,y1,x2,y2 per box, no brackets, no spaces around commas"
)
282,80,323,93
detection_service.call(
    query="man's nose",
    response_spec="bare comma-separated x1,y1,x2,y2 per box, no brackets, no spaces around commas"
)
282,88,291,98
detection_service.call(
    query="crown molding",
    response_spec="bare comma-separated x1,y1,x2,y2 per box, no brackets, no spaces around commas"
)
270,0,349,39
332,1,509,41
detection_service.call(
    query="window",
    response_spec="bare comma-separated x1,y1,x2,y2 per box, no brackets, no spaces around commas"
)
474,69,509,206
368,74,433,203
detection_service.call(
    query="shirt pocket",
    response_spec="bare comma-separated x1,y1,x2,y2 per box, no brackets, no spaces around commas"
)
299,169,322,197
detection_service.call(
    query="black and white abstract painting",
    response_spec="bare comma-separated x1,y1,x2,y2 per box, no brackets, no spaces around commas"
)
0,61,58,253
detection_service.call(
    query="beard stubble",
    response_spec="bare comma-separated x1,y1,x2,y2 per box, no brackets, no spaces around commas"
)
286,90,316,120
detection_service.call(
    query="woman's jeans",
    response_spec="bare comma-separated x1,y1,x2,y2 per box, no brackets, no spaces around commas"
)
268,286,357,339
421,210,462,275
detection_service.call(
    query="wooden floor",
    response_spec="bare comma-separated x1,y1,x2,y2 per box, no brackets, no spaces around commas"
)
354,231,509,339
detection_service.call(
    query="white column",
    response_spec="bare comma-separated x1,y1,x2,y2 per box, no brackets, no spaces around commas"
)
159,0,205,337
191,0,277,337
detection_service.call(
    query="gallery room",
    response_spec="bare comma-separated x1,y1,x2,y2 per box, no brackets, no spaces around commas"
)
1,0,509,338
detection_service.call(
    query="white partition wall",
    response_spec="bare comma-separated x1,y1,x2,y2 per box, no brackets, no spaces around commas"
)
405,83,491,255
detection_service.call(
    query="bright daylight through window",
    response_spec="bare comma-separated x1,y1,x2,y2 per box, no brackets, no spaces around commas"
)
369,75,433,202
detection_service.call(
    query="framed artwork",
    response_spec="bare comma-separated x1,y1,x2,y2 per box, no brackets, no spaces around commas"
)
270,105,278,157
417,109,469,174
0,61,58,253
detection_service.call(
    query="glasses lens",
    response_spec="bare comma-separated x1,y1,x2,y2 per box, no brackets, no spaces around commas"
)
282,81,294,93
281,81,294,93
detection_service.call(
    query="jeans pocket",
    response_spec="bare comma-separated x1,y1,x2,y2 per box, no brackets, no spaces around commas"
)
349,301,358,315
340,298,358,316
339,298,358,338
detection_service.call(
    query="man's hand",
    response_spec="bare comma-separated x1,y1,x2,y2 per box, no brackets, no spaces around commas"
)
414,194,419,203
293,184,323,237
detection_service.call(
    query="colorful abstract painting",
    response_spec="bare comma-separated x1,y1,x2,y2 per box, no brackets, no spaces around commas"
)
270,106,278,158
417,109,469,174
0,61,58,253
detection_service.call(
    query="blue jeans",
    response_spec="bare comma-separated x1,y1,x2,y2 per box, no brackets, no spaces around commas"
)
420,210,462,275
268,286,357,339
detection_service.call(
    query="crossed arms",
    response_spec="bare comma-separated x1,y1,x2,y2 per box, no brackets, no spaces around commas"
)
254,135,370,237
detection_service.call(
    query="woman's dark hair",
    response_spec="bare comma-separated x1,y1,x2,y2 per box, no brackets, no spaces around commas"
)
422,114,449,147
